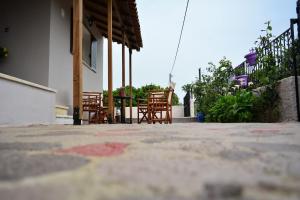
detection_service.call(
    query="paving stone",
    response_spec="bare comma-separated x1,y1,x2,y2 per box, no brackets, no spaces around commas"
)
0,151,89,181
287,161,300,179
57,143,128,157
235,142,300,153
203,182,243,199
0,185,70,200
0,142,61,151
219,149,257,161
142,136,199,144
0,123,299,200
17,131,91,137
258,181,300,195
231,132,295,137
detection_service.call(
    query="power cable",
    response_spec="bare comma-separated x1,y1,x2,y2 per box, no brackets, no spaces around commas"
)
169,0,190,79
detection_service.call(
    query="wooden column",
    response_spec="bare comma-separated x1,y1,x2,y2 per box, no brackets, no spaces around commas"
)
121,31,126,123
107,0,113,123
129,49,133,124
73,0,83,125
122,31,126,87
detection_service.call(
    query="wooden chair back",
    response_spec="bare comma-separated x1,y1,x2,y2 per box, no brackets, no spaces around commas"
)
83,92,101,111
83,92,107,124
146,88,174,124
167,88,174,105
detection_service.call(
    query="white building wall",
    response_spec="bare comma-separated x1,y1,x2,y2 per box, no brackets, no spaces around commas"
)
0,0,51,86
48,0,73,112
0,73,56,126
48,0,104,114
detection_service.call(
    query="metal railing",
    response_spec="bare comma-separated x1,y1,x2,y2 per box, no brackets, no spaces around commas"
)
234,27,298,85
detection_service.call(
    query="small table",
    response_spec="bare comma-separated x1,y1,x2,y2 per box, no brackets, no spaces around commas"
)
113,96,131,123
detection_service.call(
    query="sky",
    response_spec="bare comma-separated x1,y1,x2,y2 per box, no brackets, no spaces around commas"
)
103,0,297,103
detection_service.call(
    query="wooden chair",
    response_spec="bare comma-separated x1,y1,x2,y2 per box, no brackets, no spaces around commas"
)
147,88,174,124
83,92,107,124
137,90,164,124
137,98,148,123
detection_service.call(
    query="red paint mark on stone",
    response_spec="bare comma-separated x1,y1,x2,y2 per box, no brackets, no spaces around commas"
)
57,143,128,157
251,129,280,134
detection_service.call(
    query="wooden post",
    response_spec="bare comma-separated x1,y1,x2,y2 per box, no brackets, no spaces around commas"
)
122,31,126,88
129,49,133,124
73,0,83,125
121,31,126,123
107,0,113,123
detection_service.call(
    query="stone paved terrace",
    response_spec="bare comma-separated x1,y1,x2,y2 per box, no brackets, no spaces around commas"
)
0,123,300,200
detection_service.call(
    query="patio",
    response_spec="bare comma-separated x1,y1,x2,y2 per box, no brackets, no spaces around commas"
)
0,123,300,200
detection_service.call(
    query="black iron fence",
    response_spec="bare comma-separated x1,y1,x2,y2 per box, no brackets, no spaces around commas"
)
233,7,300,122
234,26,298,85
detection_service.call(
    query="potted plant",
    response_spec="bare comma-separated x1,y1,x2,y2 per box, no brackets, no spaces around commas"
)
235,75,249,88
0,47,8,58
245,49,256,66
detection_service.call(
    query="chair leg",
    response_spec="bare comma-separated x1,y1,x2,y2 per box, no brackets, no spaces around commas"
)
138,108,141,124
147,108,151,124
166,109,169,124
159,111,162,124
168,107,172,124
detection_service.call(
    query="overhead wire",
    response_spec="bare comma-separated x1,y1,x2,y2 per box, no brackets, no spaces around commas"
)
169,0,190,78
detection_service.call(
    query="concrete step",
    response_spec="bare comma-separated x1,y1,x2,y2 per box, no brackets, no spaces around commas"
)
55,115,73,125
55,105,69,116
172,117,197,123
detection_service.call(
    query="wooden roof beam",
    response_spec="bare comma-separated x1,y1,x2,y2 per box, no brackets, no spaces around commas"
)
112,0,131,48
85,8,135,34
96,25,137,48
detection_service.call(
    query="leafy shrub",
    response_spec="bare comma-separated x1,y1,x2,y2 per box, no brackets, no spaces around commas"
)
103,84,179,107
207,90,256,122
252,85,280,122
191,57,234,114
182,22,296,122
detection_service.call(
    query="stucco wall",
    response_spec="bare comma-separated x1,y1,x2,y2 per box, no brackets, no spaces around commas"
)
0,0,51,86
277,76,300,122
253,76,300,122
48,0,104,114
48,0,73,110
0,73,56,126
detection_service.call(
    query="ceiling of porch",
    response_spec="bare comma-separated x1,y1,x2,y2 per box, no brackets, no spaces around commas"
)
84,0,143,51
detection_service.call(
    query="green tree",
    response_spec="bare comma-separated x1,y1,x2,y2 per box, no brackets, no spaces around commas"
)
103,84,179,107
191,57,234,114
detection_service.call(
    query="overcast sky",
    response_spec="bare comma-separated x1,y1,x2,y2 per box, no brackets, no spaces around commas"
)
103,0,297,102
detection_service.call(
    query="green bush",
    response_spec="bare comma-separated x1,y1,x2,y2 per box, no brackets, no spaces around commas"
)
181,22,298,123
252,85,280,122
191,57,234,114
103,84,179,107
207,90,256,122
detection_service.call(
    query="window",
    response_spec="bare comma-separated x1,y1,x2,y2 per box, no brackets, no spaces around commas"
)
70,8,97,72
83,26,97,71
91,40,97,70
